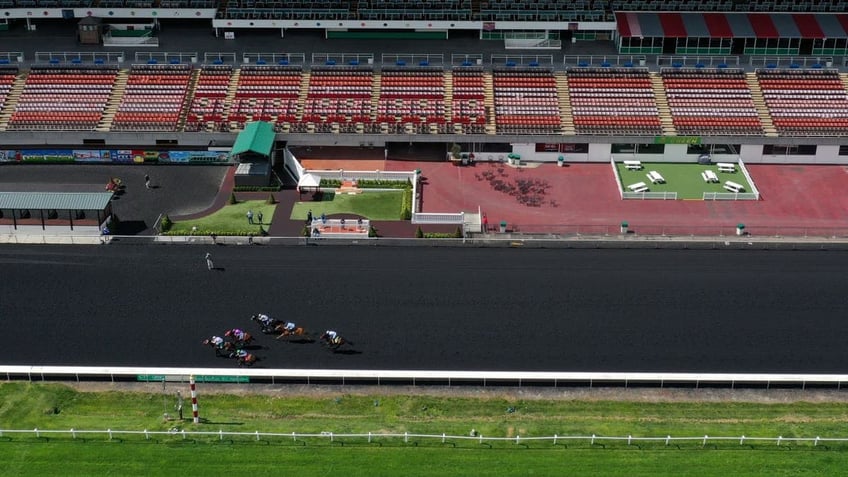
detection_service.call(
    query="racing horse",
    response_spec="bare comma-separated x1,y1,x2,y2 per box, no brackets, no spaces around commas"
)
275,325,309,340
236,352,258,367
251,314,281,334
202,338,235,357
224,329,254,347
319,332,352,351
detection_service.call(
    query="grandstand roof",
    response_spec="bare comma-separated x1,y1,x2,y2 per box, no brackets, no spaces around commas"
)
616,12,848,38
231,121,275,157
0,192,113,211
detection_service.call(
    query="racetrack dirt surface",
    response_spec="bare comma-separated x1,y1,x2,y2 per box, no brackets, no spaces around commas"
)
3,245,848,375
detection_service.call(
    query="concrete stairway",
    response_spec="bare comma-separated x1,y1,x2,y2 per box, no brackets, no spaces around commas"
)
554,71,575,135
746,72,778,137
649,73,676,136
483,72,496,134
0,71,27,131
96,69,128,132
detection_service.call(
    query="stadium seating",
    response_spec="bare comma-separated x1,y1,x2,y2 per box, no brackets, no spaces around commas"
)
477,0,609,22
0,67,17,115
608,0,846,12
185,64,232,133
377,67,447,135
662,68,763,136
8,65,117,131
567,67,662,136
493,67,561,135
222,0,354,20
450,67,487,134
111,64,191,132
301,66,374,133
757,69,848,136
227,65,303,132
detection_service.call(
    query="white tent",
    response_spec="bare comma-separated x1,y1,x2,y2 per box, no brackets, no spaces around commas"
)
297,173,321,191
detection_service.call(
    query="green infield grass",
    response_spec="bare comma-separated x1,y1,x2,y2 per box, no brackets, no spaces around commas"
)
616,163,752,199
168,200,276,235
1,383,848,476
290,190,405,221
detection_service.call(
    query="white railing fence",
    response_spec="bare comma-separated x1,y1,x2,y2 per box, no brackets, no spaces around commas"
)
2,428,847,448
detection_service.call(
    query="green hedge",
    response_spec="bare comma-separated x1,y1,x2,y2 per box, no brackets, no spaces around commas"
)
319,179,342,188
356,179,412,190
233,185,282,192
400,188,413,220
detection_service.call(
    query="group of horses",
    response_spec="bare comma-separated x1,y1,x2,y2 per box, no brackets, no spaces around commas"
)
250,314,353,351
201,329,258,367
202,315,353,367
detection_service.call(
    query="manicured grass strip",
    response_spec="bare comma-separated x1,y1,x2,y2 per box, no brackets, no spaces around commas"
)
168,200,276,235
2,441,847,477
3,383,848,476
290,191,405,221
616,163,752,200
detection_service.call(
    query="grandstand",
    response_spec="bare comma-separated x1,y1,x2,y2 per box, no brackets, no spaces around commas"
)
0,1,845,163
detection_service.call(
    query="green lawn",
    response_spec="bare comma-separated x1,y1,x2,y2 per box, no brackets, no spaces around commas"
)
2,383,848,476
617,163,752,200
168,200,276,235
291,190,405,221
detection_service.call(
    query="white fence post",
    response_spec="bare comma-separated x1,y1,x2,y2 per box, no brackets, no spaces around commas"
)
627,434,632,445
553,434,557,445
665,435,670,446
591,434,595,445
815,436,820,446
368,432,372,443
404,432,408,443
777,435,782,446
702,435,708,447
255,431,260,441
108,429,112,440
740,435,745,445
144,429,148,440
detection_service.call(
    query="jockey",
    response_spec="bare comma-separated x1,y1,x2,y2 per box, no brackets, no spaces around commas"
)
282,321,296,333
254,313,275,327
233,349,248,359
324,330,340,345
225,328,246,341
207,336,225,349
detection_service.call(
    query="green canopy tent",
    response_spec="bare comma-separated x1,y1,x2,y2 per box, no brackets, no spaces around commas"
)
231,121,276,187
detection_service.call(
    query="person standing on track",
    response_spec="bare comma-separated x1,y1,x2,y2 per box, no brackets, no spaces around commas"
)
205,252,214,270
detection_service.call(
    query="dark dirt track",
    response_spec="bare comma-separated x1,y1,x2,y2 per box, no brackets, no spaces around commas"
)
2,245,847,374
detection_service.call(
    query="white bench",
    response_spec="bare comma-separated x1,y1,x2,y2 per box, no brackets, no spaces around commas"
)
702,170,719,183
627,181,649,193
647,171,665,184
624,160,643,171
717,162,736,173
724,181,745,193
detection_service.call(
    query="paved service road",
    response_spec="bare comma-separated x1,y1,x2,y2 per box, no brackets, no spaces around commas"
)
2,245,846,374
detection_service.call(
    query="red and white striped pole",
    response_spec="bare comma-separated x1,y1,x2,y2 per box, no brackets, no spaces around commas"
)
189,375,199,424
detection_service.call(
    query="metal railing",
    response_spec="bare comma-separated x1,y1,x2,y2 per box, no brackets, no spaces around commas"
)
1,428,847,448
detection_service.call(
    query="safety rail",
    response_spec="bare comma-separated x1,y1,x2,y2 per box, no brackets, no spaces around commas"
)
657,56,740,67
34,51,124,64
381,53,444,67
3,366,848,388
311,53,375,66
491,54,554,68
241,52,305,65
133,51,199,64
451,54,484,67
0,51,24,63
202,52,237,64
749,56,834,69
1,428,847,448
564,55,643,68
